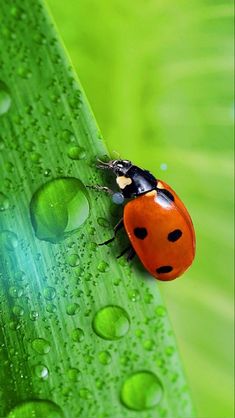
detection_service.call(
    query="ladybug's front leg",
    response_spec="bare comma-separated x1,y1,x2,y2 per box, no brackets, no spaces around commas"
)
86,185,113,195
99,218,124,246
87,185,124,205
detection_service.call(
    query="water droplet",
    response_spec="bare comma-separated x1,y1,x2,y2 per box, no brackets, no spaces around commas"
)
143,339,154,351
0,192,10,210
12,305,24,316
32,338,51,354
93,305,130,340
79,388,91,400
67,145,86,160
34,364,49,379
30,311,39,321
67,253,79,267
0,81,11,116
128,289,140,302
97,260,109,273
71,328,84,342
66,303,79,316
155,306,166,317
30,177,90,243
67,367,80,381
97,217,110,228
0,230,18,251
98,350,111,365
9,286,24,298
6,400,64,418
120,371,163,411
43,286,56,300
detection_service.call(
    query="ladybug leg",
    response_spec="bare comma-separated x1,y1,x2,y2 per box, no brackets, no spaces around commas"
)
99,218,124,246
116,245,130,259
117,245,136,261
127,247,136,261
86,185,113,195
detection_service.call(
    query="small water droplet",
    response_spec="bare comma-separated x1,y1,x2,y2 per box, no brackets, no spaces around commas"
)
34,364,49,379
30,177,90,243
120,371,163,410
93,305,130,340
32,338,51,354
155,306,166,317
43,286,56,300
143,339,154,351
71,328,84,342
0,81,11,116
128,289,140,302
97,260,109,273
67,367,80,381
98,350,111,365
30,311,39,321
0,230,18,251
66,303,79,316
67,253,80,267
79,388,91,400
97,217,110,228
67,145,86,160
0,192,10,210
6,400,64,418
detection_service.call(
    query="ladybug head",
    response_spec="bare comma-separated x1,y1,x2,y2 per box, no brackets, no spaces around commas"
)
97,159,132,176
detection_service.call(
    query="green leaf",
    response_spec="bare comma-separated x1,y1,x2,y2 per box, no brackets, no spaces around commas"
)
0,1,195,418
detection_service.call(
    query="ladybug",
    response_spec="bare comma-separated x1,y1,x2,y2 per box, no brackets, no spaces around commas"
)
95,159,196,281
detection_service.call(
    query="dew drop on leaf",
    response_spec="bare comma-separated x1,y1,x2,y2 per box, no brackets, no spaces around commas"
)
71,328,84,342
0,192,10,210
0,230,18,251
6,400,64,418
0,81,11,116
32,338,51,354
98,350,111,365
34,364,49,380
30,177,90,243
67,145,86,160
67,367,80,381
44,286,56,300
120,371,163,410
66,303,79,315
97,260,109,273
92,305,130,340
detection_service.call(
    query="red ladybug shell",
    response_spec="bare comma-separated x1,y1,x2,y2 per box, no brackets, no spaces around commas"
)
123,180,196,281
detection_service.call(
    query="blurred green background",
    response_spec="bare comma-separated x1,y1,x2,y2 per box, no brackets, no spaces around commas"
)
46,1,234,417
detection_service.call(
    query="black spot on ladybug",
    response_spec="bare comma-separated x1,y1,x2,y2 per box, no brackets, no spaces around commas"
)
168,229,182,242
156,266,173,274
134,227,148,240
160,189,174,202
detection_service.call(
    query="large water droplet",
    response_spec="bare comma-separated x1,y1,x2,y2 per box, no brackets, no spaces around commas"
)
0,81,11,116
120,371,163,411
6,400,64,418
92,305,130,340
32,338,51,354
30,177,90,243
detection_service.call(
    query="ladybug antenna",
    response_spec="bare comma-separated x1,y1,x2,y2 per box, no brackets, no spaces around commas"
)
96,158,111,169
